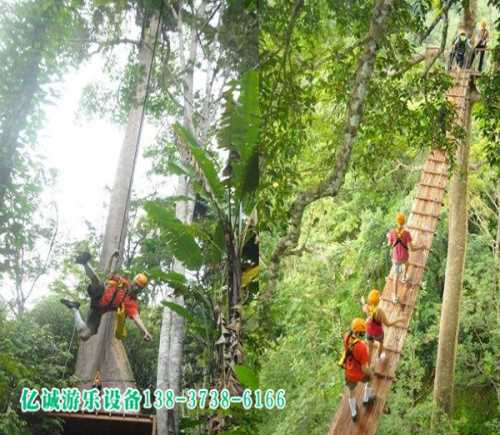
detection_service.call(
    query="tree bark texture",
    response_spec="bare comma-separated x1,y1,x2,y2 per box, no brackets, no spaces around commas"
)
432,103,472,419
432,2,477,421
266,0,394,297
74,11,160,395
156,2,202,433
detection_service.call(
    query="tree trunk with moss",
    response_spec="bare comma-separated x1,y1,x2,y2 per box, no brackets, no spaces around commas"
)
156,2,202,433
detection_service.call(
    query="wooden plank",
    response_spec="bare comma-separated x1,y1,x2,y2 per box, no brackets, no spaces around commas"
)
427,157,447,164
407,225,434,233
408,261,425,269
415,196,443,205
417,182,446,189
422,169,448,177
411,210,441,219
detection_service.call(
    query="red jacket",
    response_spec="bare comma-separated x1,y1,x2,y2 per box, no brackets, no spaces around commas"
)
343,333,369,382
98,277,139,318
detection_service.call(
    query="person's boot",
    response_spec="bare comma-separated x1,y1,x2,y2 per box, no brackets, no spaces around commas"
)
363,384,375,406
60,299,81,310
349,398,358,421
74,251,91,265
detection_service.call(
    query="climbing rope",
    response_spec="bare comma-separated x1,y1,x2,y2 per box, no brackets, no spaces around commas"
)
62,324,76,375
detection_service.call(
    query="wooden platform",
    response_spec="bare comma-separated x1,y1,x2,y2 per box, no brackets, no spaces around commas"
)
48,411,155,435
327,70,474,435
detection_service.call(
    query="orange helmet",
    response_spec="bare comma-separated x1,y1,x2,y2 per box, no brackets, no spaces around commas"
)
367,289,380,305
396,212,406,226
134,273,148,288
351,318,366,333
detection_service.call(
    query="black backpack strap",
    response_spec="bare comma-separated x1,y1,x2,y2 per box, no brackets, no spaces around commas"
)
391,231,408,250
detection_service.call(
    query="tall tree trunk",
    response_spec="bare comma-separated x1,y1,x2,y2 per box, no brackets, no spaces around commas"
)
462,0,477,39
74,10,160,393
432,2,477,422
101,11,161,274
266,0,394,296
157,2,202,433
432,114,472,419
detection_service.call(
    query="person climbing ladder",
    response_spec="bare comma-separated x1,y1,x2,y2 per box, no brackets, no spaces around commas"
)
361,289,405,363
338,318,375,421
60,251,153,342
387,212,424,304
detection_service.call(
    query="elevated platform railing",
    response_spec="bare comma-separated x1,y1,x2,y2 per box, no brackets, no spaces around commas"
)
425,46,494,75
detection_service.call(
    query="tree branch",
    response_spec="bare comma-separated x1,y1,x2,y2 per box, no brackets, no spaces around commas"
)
422,9,449,79
86,38,142,57
282,0,304,70
388,52,427,78
419,0,457,44
264,0,395,298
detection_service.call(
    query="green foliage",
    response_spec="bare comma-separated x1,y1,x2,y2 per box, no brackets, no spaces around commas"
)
161,300,198,324
258,126,498,433
144,201,203,270
0,0,91,315
218,71,260,210
174,123,226,204
0,300,76,435
123,306,160,390
234,364,259,390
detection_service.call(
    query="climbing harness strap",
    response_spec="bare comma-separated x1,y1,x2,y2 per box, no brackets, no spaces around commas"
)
368,305,381,325
115,303,128,340
104,277,128,311
392,229,408,250
338,334,361,368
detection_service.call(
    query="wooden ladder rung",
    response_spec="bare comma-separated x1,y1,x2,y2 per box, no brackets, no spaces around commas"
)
380,297,416,309
422,170,448,177
385,275,421,289
427,157,447,164
417,182,446,189
383,347,401,354
407,225,434,234
446,93,469,99
408,260,425,269
375,372,395,381
411,210,441,219
414,196,443,205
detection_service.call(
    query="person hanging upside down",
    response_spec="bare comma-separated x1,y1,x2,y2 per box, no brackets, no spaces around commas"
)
387,212,424,304
60,252,153,342
339,318,375,421
361,289,405,363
